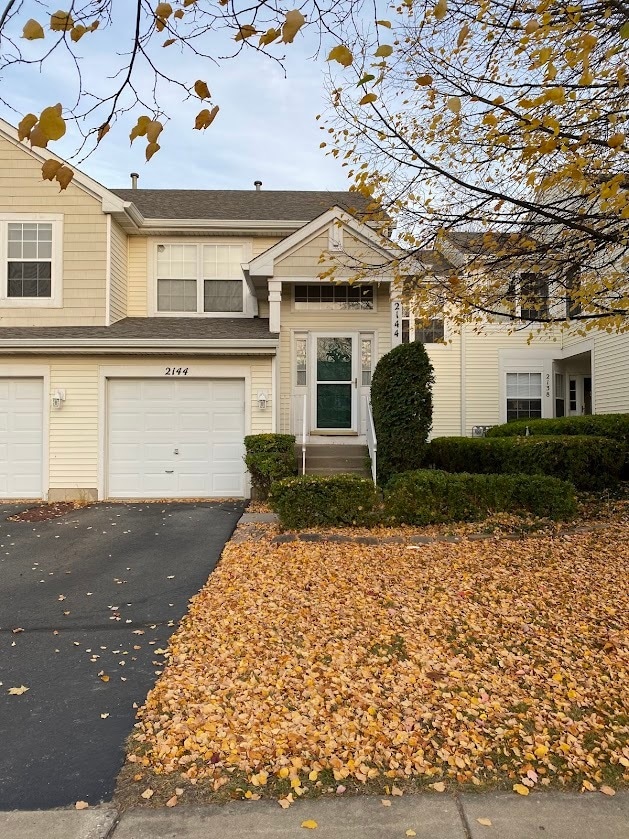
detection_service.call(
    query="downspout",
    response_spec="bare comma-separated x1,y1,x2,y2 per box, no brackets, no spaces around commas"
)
460,325,467,436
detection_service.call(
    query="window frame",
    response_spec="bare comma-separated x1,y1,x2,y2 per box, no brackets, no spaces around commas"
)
0,214,63,308
292,282,376,312
150,239,252,317
397,303,448,345
505,371,543,422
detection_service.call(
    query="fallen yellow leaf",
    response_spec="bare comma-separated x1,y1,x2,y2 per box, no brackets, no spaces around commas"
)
406,831,417,837
600,785,616,796
381,799,392,806
166,795,178,807
301,820,318,829
141,788,154,799
513,784,530,796
7,686,29,695
75,801,89,810
430,781,446,792
477,818,492,826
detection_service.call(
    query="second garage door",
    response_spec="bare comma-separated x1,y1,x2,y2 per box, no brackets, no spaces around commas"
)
107,378,245,498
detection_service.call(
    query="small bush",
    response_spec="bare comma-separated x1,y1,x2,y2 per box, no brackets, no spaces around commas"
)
426,435,624,490
370,341,434,484
244,434,297,500
269,474,378,529
384,470,577,525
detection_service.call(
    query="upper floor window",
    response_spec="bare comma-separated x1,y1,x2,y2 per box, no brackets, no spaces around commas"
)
0,216,62,307
156,243,244,314
294,283,374,311
400,305,445,344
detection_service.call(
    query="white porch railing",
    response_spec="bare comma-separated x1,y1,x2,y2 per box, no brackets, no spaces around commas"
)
301,393,307,474
366,398,377,485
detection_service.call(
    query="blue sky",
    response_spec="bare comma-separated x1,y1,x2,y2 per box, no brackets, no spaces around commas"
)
0,7,352,191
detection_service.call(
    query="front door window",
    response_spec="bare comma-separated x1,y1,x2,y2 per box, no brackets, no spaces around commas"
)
316,336,353,429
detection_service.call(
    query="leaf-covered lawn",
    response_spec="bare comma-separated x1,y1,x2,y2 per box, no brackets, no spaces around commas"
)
126,526,629,803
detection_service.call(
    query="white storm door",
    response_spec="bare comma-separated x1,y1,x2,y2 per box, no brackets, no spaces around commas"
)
107,378,245,498
0,378,44,498
312,334,358,432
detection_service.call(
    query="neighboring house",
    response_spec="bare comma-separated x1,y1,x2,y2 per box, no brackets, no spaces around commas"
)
0,117,627,501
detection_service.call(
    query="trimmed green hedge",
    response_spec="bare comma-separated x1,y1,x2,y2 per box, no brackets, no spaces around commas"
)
486,414,629,447
370,341,434,484
385,470,577,524
244,434,297,500
426,435,624,490
269,474,378,529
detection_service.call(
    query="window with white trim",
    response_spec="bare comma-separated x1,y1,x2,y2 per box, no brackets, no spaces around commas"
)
400,305,445,344
0,217,62,306
156,243,244,314
506,372,542,421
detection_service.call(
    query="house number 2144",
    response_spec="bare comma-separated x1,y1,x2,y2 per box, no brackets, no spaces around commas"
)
164,367,189,376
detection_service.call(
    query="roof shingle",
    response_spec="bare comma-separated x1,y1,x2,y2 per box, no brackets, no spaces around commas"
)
0,317,276,341
111,189,372,221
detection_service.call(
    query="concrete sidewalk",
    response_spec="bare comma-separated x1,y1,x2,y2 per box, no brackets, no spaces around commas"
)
2,792,628,839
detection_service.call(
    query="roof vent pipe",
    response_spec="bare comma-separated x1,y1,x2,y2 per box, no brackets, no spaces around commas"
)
254,180,262,191
130,172,139,189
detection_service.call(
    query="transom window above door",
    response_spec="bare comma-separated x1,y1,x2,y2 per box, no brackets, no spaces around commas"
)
294,284,374,310
156,243,244,314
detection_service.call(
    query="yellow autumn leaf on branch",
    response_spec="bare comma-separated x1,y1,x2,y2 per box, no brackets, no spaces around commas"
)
377,20,392,28
194,80,211,100
374,44,393,58
359,93,378,105
50,10,74,31
447,96,461,114
146,120,163,143
17,113,38,141
282,10,306,44
608,132,625,148
39,105,66,141
146,142,160,161
22,19,45,40
155,2,173,18
194,105,219,130
70,25,88,42
55,165,74,190
434,0,448,21
41,159,63,181
328,45,353,67
130,116,151,143
235,25,257,41
259,28,280,46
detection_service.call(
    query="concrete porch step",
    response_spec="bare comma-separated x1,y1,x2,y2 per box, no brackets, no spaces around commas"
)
295,444,370,477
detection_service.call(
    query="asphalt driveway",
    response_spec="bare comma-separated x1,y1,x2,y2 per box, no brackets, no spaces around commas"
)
0,500,245,810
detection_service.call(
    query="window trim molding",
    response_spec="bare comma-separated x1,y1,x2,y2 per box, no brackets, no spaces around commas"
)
0,213,63,308
291,282,378,313
149,237,254,318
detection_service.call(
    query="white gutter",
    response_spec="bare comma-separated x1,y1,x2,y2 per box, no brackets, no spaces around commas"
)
136,217,308,231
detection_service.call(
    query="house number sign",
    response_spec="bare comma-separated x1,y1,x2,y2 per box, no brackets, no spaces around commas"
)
546,373,551,398
393,300,401,340
164,367,189,376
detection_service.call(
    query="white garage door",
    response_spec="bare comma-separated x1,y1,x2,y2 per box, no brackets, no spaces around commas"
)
0,378,44,499
107,378,246,498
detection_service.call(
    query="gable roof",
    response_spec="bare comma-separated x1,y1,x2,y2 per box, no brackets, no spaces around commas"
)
248,207,396,278
110,189,373,222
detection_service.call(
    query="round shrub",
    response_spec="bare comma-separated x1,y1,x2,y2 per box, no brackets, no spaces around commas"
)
370,341,435,484
244,434,297,500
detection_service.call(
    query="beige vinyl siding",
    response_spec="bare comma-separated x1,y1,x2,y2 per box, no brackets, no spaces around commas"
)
462,327,556,434
0,134,107,325
278,283,391,433
593,333,629,413
252,236,282,257
127,236,148,316
427,334,462,438
109,221,128,322
5,354,274,500
274,231,385,279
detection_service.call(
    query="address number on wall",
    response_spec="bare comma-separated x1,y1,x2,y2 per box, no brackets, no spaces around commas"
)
164,367,189,376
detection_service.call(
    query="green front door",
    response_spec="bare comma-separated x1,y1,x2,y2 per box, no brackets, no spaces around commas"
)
315,336,354,430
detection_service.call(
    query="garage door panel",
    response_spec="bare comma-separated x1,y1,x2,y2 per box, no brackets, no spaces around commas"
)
0,378,44,499
108,378,246,498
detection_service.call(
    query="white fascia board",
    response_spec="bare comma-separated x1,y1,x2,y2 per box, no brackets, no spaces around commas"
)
135,217,306,233
0,118,128,213
248,207,397,277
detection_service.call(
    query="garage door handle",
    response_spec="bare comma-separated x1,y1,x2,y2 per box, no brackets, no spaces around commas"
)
165,470,174,474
